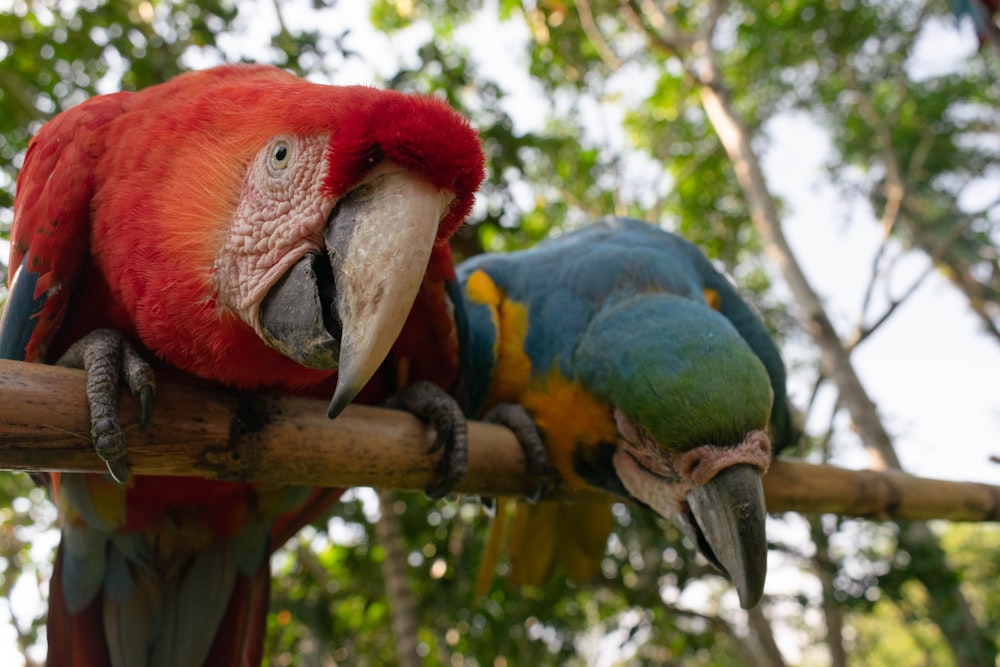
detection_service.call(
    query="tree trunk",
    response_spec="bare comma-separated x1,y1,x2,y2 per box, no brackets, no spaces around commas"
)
747,605,788,667
810,516,848,667
689,38,997,667
376,490,423,667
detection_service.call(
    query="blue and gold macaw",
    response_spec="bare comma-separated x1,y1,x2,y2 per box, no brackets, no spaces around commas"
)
458,217,797,609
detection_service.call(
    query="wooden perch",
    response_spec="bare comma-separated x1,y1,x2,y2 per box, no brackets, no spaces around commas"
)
1,359,998,522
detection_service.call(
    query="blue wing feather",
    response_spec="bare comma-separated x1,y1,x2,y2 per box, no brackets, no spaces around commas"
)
0,254,46,362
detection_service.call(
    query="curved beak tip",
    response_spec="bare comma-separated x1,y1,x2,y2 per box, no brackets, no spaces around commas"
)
318,168,451,420
685,464,769,610
327,384,356,419
733,566,766,610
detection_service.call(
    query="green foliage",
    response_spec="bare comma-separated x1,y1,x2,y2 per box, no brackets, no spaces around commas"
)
848,589,955,667
799,0,1000,340
0,472,55,662
264,492,752,665
2,0,999,665
0,0,237,214
940,523,1000,631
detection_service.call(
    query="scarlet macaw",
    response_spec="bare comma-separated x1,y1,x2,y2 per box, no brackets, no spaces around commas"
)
457,218,797,609
0,64,484,665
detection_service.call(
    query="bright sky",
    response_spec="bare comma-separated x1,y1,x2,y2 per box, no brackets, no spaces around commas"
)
774,110,1000,484
1,1,998,664
771,21,1000,484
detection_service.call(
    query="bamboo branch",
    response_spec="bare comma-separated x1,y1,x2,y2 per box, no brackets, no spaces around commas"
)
0,359,537,498
1,360,999,522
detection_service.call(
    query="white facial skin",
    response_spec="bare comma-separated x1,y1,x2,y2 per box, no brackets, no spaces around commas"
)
209,132,456,410
212,134,333,332
611,409,771,519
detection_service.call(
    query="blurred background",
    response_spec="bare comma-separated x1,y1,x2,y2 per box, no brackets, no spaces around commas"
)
1,1,998,665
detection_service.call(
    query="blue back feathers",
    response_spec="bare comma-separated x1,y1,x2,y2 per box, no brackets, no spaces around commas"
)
457,217,796,452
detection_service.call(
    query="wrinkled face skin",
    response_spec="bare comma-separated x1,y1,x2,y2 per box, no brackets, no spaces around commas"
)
213,134,334,325
611,411,772,510
610,410,772,610
211,134,454,412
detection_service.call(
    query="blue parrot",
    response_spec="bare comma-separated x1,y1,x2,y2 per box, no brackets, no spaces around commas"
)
952,0,1000,52
457,217,797,609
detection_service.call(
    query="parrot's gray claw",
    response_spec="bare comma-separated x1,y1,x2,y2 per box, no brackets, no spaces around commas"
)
477,496,497,517
93,416,129,483
139,386,155,428
57,328,156,485
482,403,550,503
386,381,468,499
104,458,132,485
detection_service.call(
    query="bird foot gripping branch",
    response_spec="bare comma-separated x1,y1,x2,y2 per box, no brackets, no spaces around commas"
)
481,403,552,502
386,381,470,498
55,329,156,484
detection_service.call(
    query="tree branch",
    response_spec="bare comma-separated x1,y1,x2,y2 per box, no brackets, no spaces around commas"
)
857,233,896,329
843,71,908,239
626,0,694,50
270,0,290,37
2,360,999,522
622,0,701,83
746,604,788,667
809,515,848,667
572,0,622,70
846,261,935,352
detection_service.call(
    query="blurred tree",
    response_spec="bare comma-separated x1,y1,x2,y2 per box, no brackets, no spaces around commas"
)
1,0,998,665
0,0,232,215
806,2,1000,346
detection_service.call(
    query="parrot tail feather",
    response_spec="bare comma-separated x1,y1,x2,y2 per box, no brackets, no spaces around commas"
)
47,545,113,667
47,522,274,666
203,556,272,667
474,497,511,600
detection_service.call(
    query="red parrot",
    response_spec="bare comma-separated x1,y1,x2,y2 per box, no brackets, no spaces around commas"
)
0,64,484,665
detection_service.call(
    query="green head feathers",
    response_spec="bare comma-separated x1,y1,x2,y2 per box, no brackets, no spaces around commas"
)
574,294,774,452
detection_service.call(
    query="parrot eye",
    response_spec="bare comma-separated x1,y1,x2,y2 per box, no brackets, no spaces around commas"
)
268,141,291,171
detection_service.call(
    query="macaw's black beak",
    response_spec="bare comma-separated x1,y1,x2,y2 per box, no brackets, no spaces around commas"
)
612,448,769,609
677,464,768,609
258,249,343,370
259,166,454,415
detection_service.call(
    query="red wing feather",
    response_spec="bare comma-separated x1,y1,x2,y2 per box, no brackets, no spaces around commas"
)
4,93,127,362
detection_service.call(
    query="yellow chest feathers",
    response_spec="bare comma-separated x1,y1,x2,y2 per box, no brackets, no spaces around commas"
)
466,269,617,489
